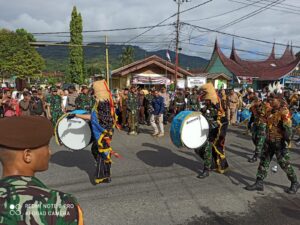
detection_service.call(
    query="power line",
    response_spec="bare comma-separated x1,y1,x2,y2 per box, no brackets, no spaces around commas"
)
182,0,268,22
228,0,300,15
182,0,290,44
229,0,300,12
31,24,174,35
123,0,213,44
217,0,284,31
182,22,300,49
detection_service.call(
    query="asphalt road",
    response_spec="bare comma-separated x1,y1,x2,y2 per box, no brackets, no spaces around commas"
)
1,125,300,225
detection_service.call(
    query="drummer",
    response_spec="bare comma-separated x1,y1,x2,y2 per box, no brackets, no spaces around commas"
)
195,83,229,178
69,80,117,184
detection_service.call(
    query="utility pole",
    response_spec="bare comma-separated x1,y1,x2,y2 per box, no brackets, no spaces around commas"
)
174,0,189,89
105,35,110,87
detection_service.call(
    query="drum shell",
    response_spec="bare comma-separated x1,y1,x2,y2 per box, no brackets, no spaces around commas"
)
170,111,209,149
55,114,93,150
240,109,251,122
292,112,300,127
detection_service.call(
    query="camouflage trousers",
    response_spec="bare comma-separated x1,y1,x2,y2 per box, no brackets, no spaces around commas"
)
251,123,267,157
128,111,138,133
195,117,229,173
256,141,297,183
51,110,63,126
195,142,212,169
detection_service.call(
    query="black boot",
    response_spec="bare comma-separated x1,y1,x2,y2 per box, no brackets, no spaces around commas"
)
245,179,264,191
197,169,209,179
286,182,299,194
248,155,258,163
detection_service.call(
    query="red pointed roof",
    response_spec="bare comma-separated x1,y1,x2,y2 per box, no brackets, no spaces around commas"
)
210,40,300,81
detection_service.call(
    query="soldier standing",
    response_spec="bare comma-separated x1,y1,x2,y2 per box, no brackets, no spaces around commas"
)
173,89,186,115
245,96,299,194
66,86,78,112
120,88,129,128
75,86,95,113
188,88,200,111
145,90,154,126
127,86,139,135
0,116,83,224
46,87,64,126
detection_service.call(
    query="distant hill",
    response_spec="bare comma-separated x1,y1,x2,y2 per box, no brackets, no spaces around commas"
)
36,42,209,73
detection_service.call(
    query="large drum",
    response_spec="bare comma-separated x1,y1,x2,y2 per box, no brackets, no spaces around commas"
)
55,112,92,150
292,112,300,127
240,109,252,122
170,111,209,149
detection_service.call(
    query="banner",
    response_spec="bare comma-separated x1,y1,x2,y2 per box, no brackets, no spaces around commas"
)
187,77,206,88
177,79,186,89
284,76,300,84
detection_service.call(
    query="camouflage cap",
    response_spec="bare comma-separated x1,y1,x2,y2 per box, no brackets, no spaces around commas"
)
0,116,53,150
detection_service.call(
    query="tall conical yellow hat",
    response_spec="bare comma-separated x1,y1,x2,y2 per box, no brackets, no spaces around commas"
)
93,80,111,102
200,83,219,105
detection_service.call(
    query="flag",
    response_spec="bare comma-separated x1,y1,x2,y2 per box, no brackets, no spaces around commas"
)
166,50,171,62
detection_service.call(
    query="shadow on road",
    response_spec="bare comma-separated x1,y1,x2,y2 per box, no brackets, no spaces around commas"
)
178,195,300,225
226,145,252,160
137,143,200,173
50,149,95,184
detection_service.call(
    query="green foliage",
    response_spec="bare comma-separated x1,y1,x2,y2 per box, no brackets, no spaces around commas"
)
68,6,85,84
16,28,36,42
37,43,209,72
120,46,135,66
0,29,45,79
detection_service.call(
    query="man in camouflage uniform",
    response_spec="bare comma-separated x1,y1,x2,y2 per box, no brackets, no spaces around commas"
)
173,89,186,115
247,97,270,163
46,87,64,126
246,96,299,194
0,116,83,224
188,88,200,111
127,86,139,135
145,90,154,126
75,86,95,113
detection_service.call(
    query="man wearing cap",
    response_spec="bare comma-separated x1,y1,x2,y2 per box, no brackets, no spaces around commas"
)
75,86,95,113
46,87,64,126
0,116,84,224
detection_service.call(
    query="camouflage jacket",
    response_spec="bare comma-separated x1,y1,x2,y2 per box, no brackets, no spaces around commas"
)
75,93,95,113
127,93,138,113
46,95,62,113
267,107,292,141
0,176,83,225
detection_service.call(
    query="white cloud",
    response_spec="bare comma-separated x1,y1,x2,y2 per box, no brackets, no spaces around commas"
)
0,0,299,59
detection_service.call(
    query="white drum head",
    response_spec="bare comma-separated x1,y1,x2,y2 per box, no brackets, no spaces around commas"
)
57,117,92,150
181,114,209,149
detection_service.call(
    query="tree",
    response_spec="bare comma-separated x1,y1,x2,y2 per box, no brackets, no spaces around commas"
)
68,6,85,84
120,46,135,66
16,28,36,42
0,29,45,80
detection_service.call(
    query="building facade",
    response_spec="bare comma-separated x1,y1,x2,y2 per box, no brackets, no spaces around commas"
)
206,40,300,90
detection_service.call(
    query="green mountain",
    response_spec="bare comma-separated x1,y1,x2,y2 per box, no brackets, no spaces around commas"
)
36,42,209,74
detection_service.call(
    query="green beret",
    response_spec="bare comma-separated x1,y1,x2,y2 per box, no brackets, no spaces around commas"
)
0,116,53,150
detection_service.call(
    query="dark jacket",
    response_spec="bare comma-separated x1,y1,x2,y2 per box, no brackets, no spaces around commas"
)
152,96,165,115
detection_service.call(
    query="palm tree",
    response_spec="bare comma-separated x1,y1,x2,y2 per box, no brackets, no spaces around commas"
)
120,46,135,66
